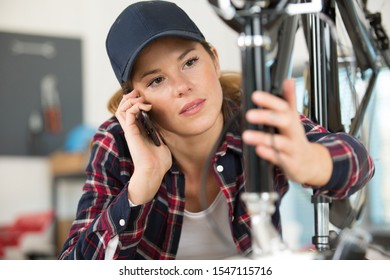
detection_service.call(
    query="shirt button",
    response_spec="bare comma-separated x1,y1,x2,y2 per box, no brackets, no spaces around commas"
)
216,165,224,172
119,219,125,226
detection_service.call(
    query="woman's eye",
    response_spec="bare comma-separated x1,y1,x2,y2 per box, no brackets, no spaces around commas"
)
184,57,199,68
147,76,164,87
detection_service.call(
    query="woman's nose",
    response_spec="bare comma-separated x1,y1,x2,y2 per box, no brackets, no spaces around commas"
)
172,74,191,97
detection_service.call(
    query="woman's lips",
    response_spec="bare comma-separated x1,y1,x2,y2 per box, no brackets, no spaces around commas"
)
179,99,206,115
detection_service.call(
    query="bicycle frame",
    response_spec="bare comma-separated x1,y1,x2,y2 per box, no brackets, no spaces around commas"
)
208,0,388,258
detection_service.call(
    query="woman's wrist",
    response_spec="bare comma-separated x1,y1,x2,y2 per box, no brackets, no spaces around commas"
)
303,143,333,187
127,170,164,205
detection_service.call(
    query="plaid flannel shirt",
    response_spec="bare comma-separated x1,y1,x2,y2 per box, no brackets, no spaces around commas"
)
59,114,374,259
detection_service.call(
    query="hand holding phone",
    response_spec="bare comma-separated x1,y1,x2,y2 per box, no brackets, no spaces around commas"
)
137,111,161,146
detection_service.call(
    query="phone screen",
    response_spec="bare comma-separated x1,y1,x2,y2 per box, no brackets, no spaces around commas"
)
137,111,161,146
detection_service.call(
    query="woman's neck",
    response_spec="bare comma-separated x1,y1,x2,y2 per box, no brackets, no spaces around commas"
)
165,113,224,176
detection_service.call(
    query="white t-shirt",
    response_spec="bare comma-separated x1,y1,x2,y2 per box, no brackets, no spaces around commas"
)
175,191,237,259
105,191,237,259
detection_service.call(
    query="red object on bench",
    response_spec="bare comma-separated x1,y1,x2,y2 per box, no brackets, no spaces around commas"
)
0,210,54,256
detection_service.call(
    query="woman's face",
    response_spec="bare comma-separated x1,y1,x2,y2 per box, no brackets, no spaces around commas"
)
131,37,223,139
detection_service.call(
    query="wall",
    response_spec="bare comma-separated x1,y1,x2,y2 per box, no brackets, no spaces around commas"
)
0,0,242,129
0,0,241,224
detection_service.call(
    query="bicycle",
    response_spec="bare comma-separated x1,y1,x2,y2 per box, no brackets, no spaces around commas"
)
207,0,389,259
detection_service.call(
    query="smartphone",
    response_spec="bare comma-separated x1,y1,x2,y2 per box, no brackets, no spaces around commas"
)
137,111,161,146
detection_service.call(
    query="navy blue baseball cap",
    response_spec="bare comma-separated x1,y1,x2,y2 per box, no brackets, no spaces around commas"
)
106,1,205,85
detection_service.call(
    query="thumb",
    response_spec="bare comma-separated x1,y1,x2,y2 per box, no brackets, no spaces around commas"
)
282,79,297,110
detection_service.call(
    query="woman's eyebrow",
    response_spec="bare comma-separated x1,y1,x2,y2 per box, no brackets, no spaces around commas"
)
140,48,196,79
178,48,195,60
140,69,160,80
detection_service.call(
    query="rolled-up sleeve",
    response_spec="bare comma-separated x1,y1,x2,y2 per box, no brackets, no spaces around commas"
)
301,115,375,199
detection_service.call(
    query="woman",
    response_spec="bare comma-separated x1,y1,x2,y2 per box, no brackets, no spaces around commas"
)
59,1,374,260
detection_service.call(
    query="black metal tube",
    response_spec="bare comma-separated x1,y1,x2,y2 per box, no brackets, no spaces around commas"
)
304,0,339,252
337,0,379,137
271,14,299,95
337,0,377,72
241,12,274,193
307,11,327,127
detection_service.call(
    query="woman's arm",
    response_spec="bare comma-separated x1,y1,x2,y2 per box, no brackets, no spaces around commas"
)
58,121,153,259
301,115,375,198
